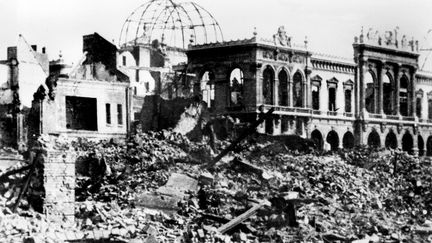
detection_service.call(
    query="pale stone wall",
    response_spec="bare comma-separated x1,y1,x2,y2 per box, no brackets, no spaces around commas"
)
42,78,128,139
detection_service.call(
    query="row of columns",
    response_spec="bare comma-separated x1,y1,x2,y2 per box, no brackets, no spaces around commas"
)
361,58,417,117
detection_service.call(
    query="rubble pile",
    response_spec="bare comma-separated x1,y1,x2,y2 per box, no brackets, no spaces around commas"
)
72,133,432,242
1,131,432,242
74,131,213,205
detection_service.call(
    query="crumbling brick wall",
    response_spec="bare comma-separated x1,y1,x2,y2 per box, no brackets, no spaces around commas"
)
29,146,76,226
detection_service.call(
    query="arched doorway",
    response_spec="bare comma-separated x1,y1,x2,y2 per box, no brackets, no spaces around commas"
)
263,67,275,105
326,131,339,151
278,69,288,106
385,130,398,149
418,135,425,156
342,131,355,149
427,136,432,156
311,130,323,150
402,131,413,154
367,130,381,148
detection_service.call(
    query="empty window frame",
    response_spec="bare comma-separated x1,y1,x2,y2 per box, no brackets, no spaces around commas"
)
66,96,98,131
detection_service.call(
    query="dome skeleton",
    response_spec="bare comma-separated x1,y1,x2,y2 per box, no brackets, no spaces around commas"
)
119,0,223,49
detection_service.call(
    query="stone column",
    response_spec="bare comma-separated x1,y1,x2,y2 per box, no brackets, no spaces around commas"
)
378,61,384,115
394,64,401,116
359,58,367,115
274,77,279,106
407,74,412,117
303,80,307,108
305,67,312,109
410,69,417,118
288,80,293,107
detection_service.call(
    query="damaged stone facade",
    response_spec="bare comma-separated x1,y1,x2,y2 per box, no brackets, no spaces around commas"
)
28,33,131,142
185,27,432,156
0,37,49,149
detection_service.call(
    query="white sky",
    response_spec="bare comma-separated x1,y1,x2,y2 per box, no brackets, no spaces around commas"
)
1,0,432,70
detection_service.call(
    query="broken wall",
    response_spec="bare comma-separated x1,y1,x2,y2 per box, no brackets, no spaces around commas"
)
139,95,209,140
41,78,128,140
29,145,76,226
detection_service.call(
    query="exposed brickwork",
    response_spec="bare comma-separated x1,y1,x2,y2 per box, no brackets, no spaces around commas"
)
29,147,76,227
43,149,76,226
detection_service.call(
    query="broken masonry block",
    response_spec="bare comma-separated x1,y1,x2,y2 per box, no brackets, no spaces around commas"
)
199,171,214,186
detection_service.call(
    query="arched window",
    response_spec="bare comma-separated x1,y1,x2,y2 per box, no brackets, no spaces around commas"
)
293,72,303,107
263,67,275,105
201,71,215,108
383,73,393,115
230,68,244,107
400,75,409,116
365,72,375,113
278,70,288,106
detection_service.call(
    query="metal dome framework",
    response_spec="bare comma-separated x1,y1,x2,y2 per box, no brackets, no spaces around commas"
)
119,0,224,49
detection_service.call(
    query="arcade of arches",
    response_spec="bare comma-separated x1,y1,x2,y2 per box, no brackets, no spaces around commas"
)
310,128,432,156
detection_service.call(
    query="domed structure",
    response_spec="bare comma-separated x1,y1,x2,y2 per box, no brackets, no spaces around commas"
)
119,0,223,49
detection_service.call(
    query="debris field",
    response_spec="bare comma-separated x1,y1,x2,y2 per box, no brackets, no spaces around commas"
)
0,131,432,242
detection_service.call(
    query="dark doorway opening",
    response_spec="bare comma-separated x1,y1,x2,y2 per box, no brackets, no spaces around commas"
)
311,129,323,150
326,131,339,151
402,132,413,155
385,130,398,149
418,135,425,156
342,131,355,149
367,130,381,148
427,136,432,156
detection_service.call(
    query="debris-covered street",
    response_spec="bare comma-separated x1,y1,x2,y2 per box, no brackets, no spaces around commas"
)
1,131,432,242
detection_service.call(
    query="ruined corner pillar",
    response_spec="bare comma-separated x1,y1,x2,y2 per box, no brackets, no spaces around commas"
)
30,145,76,227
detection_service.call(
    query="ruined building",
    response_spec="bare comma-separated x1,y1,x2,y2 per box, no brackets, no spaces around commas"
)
2,0,432,157
117,0,432,156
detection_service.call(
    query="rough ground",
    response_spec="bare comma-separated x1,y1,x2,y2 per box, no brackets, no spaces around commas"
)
1,131,432,242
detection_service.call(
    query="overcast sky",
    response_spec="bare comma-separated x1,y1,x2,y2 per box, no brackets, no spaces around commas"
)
1,0,432,70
